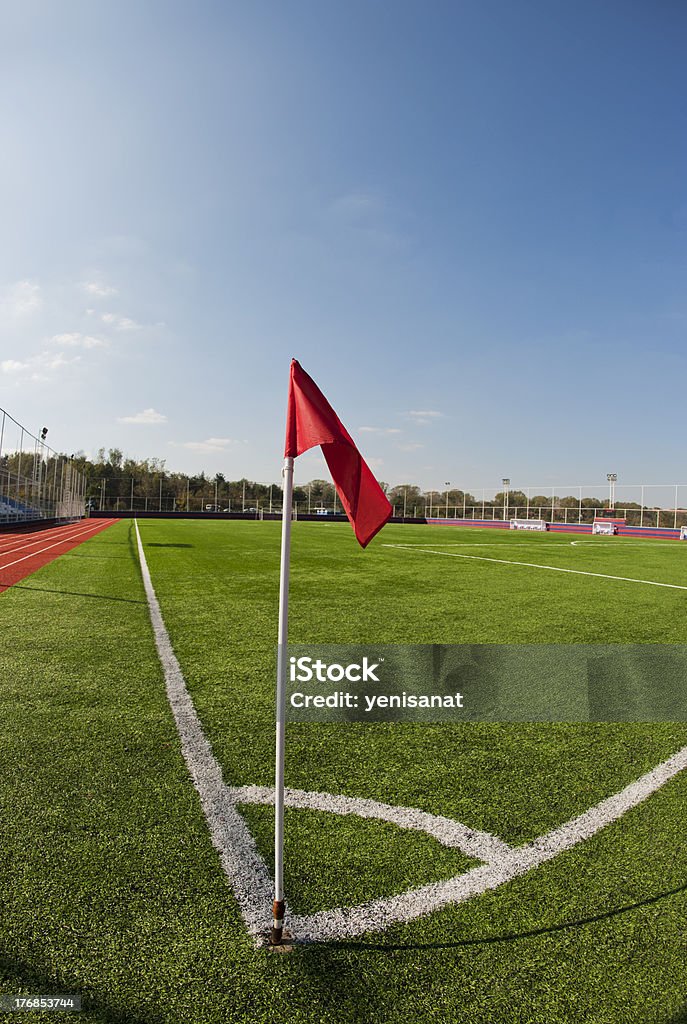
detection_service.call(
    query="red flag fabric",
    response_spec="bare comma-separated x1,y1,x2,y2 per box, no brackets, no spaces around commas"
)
285,359,392,547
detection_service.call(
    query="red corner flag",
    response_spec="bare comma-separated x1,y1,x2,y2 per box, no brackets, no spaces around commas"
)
284,359,392,547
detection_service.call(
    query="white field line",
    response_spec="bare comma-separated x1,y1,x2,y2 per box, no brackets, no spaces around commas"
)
0,520,116,574
570,540,681,547
288,745,687,942
0,520,107,557
133,519,274,941
383,543,687,592
231,785,512,863
134,520,687,945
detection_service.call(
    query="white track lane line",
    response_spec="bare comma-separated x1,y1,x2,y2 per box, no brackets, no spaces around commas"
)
0,521,104,558
383,544,687,592
0,520,116,574
0,521,82,551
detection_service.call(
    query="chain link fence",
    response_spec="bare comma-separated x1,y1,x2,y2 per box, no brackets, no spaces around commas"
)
0,408,86,524
421,484,687,530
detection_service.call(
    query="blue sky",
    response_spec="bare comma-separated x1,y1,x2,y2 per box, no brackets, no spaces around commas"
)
0,0,685,493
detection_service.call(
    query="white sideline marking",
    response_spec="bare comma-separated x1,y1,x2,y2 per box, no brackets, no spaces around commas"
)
570,540,680,548
383,543,687,592
389,543,565,548
134,519,273,940
135,520,687,945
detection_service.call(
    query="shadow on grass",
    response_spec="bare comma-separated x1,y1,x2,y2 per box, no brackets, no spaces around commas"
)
3,584,147,605
294,880,687,952
670,1004,687,1024
0,952,154,1024
62,552,135,559
145,543,194,548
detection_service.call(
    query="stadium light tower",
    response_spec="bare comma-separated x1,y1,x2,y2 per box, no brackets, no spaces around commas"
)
445,481,450,518
35,426,49,505
502,478,510,521
607,473,617,510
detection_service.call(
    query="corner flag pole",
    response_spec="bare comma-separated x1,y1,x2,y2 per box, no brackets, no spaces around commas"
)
271,454,294,945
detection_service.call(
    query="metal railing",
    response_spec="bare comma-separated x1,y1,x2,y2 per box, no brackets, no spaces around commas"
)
0,407,86,524
422,505,687,529
420,483,687,530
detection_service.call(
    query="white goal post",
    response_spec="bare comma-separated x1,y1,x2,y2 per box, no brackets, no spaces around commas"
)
592,522,616,535
510,518,547,531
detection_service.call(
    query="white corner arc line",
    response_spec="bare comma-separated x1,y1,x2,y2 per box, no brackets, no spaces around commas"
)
287,745,687,943
383,543,687,591
230,785,512,863
134,520,687,945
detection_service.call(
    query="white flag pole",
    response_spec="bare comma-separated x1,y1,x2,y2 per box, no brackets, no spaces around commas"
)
271,454,294,944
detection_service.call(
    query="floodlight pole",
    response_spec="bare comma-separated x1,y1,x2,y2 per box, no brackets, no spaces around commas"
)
502,479,510,522
607,473,617,511
271,455,294,945
640,485,644,528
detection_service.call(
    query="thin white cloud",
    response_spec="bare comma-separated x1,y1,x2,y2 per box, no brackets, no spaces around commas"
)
102,312,141,330
1,359,30,373
397,442,424,452
171,437,238,453
118,408,167,425
50,332,107,349
0,280,42,319
358,426,402,435
407,410,443,426
1,350,80,377
82,281,118,298
42,352,78,371
183,443,225,453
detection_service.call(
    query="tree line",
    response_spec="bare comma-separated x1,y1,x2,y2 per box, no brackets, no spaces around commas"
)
3,445,675,525
45,448,624,516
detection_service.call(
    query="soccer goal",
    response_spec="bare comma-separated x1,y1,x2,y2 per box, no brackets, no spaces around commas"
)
592,518,621,535
680,526,687,540
592,522,616,535
510,518,547,531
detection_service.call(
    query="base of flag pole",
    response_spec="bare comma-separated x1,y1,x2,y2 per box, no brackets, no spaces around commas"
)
270,899,287,947
267,928,294,952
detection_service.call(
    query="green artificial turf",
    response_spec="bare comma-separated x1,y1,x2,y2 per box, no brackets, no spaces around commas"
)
0,518,685,1023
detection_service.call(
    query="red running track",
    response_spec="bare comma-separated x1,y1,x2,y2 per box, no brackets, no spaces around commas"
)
0,518,119,594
